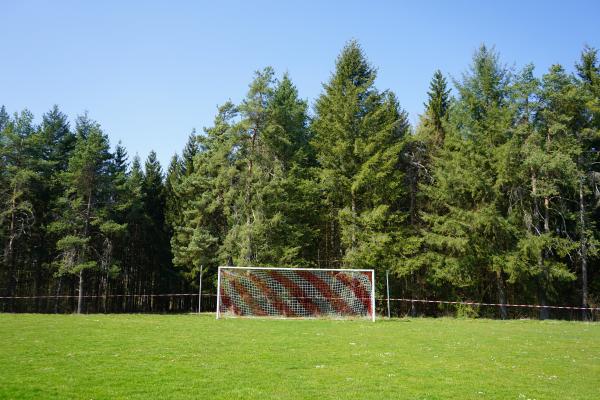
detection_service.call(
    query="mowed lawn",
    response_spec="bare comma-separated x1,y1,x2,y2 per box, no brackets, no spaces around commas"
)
0,315,598,400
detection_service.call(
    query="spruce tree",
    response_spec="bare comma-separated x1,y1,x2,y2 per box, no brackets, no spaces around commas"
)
400,71,453,304
575,46,600,313
0,106,9,131
171,103,236,280
182,131,199,176
40,105,75,171
165,154,184,231
122,155,147,298
100,142,130,307
423,70,451,146
311,40,410,272
415,46,516,316
407,70,452,225
142,151,169,295
264,73,320,264
521,65,582,317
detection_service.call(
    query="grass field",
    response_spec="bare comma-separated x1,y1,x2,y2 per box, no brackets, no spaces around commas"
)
0,315,598,400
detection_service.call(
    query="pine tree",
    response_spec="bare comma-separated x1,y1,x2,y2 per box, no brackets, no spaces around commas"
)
35,106,75,299
172,69,318,289
224,67,277,264
0,110,39,302
49,114,123,313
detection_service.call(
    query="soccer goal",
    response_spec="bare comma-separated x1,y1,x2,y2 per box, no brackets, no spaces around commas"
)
216,266,376,321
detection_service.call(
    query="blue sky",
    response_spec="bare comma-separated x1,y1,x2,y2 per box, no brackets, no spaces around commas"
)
2,1,599,168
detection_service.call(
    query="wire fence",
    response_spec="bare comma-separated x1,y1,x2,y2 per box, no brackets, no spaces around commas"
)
0,293,217,314
377,298,600,321
1,293,598,321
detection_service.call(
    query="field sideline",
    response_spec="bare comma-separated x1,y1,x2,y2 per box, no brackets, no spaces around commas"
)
0,314,598,399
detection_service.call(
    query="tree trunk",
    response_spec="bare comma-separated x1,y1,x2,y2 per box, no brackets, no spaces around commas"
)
531,173,549,320
77,270,84,314
103,272,109,313
54,277,62,313
496,270,508,319
579,178,590,319
77,188,93,314
409,171,417,226
330,217,336,268
539,196,550,320
4,188,18,310
351,194,357,251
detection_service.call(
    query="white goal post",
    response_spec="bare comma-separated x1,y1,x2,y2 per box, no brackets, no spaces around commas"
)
216,266,376,321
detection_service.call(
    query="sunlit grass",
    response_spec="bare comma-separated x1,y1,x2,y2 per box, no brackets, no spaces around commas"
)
0,314,598,399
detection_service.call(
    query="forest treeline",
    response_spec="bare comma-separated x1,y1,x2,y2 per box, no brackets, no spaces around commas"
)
1,42,599,317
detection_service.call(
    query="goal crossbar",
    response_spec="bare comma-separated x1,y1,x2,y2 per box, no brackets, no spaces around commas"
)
216,266,376,321
217,266,375,272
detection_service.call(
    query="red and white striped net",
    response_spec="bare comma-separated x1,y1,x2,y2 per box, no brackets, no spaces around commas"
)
218,268,374,319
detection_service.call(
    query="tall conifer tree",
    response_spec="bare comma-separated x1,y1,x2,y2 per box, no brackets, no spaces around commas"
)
49,114,122,313
415,46,516,316
311,40,410,272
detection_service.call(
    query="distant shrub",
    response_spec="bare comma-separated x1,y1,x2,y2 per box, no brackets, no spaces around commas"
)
455,303,479,318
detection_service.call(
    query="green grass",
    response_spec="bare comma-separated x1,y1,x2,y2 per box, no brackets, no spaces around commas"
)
0,315,598,399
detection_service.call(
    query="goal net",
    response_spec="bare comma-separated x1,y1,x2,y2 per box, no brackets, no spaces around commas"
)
216,267,375,321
